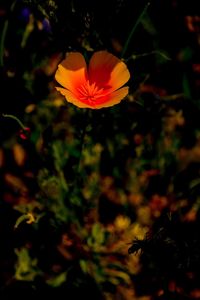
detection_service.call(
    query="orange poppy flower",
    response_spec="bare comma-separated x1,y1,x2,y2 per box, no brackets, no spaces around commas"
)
55,51,130,109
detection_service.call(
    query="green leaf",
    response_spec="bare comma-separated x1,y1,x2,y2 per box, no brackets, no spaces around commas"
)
91,223,105,245
15,248,41,281
79,260,88,274
47,272,67,287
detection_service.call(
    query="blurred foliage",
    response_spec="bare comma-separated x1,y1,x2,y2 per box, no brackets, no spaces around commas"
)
1,0,200,299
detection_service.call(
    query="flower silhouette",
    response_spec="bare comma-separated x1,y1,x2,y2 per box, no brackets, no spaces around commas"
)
55,51,130,109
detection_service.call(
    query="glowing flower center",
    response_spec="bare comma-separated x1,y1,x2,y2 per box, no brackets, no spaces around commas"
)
77,80,104,102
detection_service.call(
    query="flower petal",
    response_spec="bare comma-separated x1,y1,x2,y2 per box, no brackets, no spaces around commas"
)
89,51,130,92
56,86,129,109
94,86,129,109
56,87,92,108
55,52,88,93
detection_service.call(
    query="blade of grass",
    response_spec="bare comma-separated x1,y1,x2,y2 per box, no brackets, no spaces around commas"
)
127,50,171,62
0,19,9,67
0,1,17,67
121,2,150,59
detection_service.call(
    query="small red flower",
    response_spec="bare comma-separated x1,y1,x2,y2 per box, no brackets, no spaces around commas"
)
19,127,31,140
55,51,130,109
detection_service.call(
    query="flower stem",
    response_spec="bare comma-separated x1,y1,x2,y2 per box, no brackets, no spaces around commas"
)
2,113,26,130
75,110,90,177
121,2,150,59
